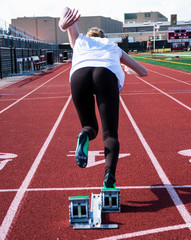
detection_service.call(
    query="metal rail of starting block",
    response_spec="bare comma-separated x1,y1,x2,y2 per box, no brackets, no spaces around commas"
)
69,188,120,229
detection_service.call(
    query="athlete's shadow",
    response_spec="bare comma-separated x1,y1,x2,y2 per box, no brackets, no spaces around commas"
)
121,185,191,213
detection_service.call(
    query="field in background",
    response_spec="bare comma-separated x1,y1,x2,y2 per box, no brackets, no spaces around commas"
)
131,52,191,72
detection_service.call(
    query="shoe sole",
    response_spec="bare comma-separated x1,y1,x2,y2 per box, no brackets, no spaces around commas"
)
75,133,89,168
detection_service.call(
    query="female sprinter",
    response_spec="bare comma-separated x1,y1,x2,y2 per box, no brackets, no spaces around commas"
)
59,8,148,188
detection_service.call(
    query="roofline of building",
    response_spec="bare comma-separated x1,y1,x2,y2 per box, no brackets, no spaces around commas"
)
124,20,191,27
106,31,167,37
124,11,165,14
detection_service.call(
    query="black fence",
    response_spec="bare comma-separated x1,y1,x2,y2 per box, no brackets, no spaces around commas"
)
0,47,68,78
118,37,171,53
0,34,59,49
0,34,72,78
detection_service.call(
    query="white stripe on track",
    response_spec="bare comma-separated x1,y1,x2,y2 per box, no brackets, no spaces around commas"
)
136,76,191,111
148,69,191,86
0,66,71,114
120,96,191,229
96,223,191,240
0,95,69,102
1,185,191,192
0,95,72,240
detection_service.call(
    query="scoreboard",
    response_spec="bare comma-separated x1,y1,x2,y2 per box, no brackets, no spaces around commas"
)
168,27,191,43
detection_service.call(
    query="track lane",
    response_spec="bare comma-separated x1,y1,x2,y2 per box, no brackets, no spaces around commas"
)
136,75,191,111
1,62,191,239
0,64,71,114
120,96,191,227
148,69,191,86
5,70,191,239
0,65,72,239
3,96,187,240
27,101,164,189
0,65,71,188
121,71,191,185
134,67,191,107
0,95,72,239
121,67,191,225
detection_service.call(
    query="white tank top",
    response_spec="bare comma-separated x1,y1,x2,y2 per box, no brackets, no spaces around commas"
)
70,34,125,92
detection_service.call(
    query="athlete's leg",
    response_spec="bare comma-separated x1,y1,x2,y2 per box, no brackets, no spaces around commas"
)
71,67,99,168
92,67,120,182
71,67,98,140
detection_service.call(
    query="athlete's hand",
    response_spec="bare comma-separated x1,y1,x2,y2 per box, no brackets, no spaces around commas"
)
59,8,80,32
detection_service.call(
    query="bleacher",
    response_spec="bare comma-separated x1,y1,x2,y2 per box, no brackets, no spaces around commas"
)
0,20,72,78
9,24,45,42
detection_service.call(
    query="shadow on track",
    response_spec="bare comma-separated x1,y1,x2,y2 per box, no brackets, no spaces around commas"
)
121,185,191,213
6,63,71,88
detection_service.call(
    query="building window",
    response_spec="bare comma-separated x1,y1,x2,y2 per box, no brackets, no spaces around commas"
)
145,13,151,18
125,13,137,20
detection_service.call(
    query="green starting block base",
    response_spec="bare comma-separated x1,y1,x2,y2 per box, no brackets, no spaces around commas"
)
69,188,120,229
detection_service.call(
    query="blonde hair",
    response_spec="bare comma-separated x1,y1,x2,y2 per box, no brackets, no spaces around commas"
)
86,27,105,38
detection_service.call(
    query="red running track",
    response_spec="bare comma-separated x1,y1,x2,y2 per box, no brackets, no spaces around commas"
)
0,62,191,239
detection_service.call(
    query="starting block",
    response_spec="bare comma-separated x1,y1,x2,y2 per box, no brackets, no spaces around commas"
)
69,196,90,226
101,188,120,212
69,188,120,229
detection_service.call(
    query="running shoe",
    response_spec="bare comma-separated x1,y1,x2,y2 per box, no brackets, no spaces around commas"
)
103,172,116,188
75,131,89,168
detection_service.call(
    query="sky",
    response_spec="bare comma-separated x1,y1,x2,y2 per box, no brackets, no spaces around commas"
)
0,0,191,28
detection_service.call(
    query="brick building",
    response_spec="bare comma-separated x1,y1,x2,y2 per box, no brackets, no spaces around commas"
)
11,16,123,44
123,11,191,42
124,11,168,24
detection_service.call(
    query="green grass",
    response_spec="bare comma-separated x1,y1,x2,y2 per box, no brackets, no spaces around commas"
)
131,52,191,72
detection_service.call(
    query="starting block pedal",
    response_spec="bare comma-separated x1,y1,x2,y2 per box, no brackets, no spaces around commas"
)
101,188,120,212
69,188,120,229
69,196,90,226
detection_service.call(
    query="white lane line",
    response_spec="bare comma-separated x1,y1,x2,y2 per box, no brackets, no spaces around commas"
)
135,76,191,111
148,69,191,86
120,96,191,229
121,92,191,97
0,66,71,114
1,185,191,192
96,223,191,240
0,96,70,102
0,95,72,240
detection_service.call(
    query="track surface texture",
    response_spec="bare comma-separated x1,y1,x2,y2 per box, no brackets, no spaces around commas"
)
0,61,191,240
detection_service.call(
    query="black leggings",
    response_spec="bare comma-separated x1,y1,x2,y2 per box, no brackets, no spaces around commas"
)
71,67,119,176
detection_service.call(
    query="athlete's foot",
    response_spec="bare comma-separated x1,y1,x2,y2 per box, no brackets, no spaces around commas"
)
103,172,116,188
75,131,89,168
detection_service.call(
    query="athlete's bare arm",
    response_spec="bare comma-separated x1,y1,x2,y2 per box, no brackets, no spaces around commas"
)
59,8,80,48
120,50,148,76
